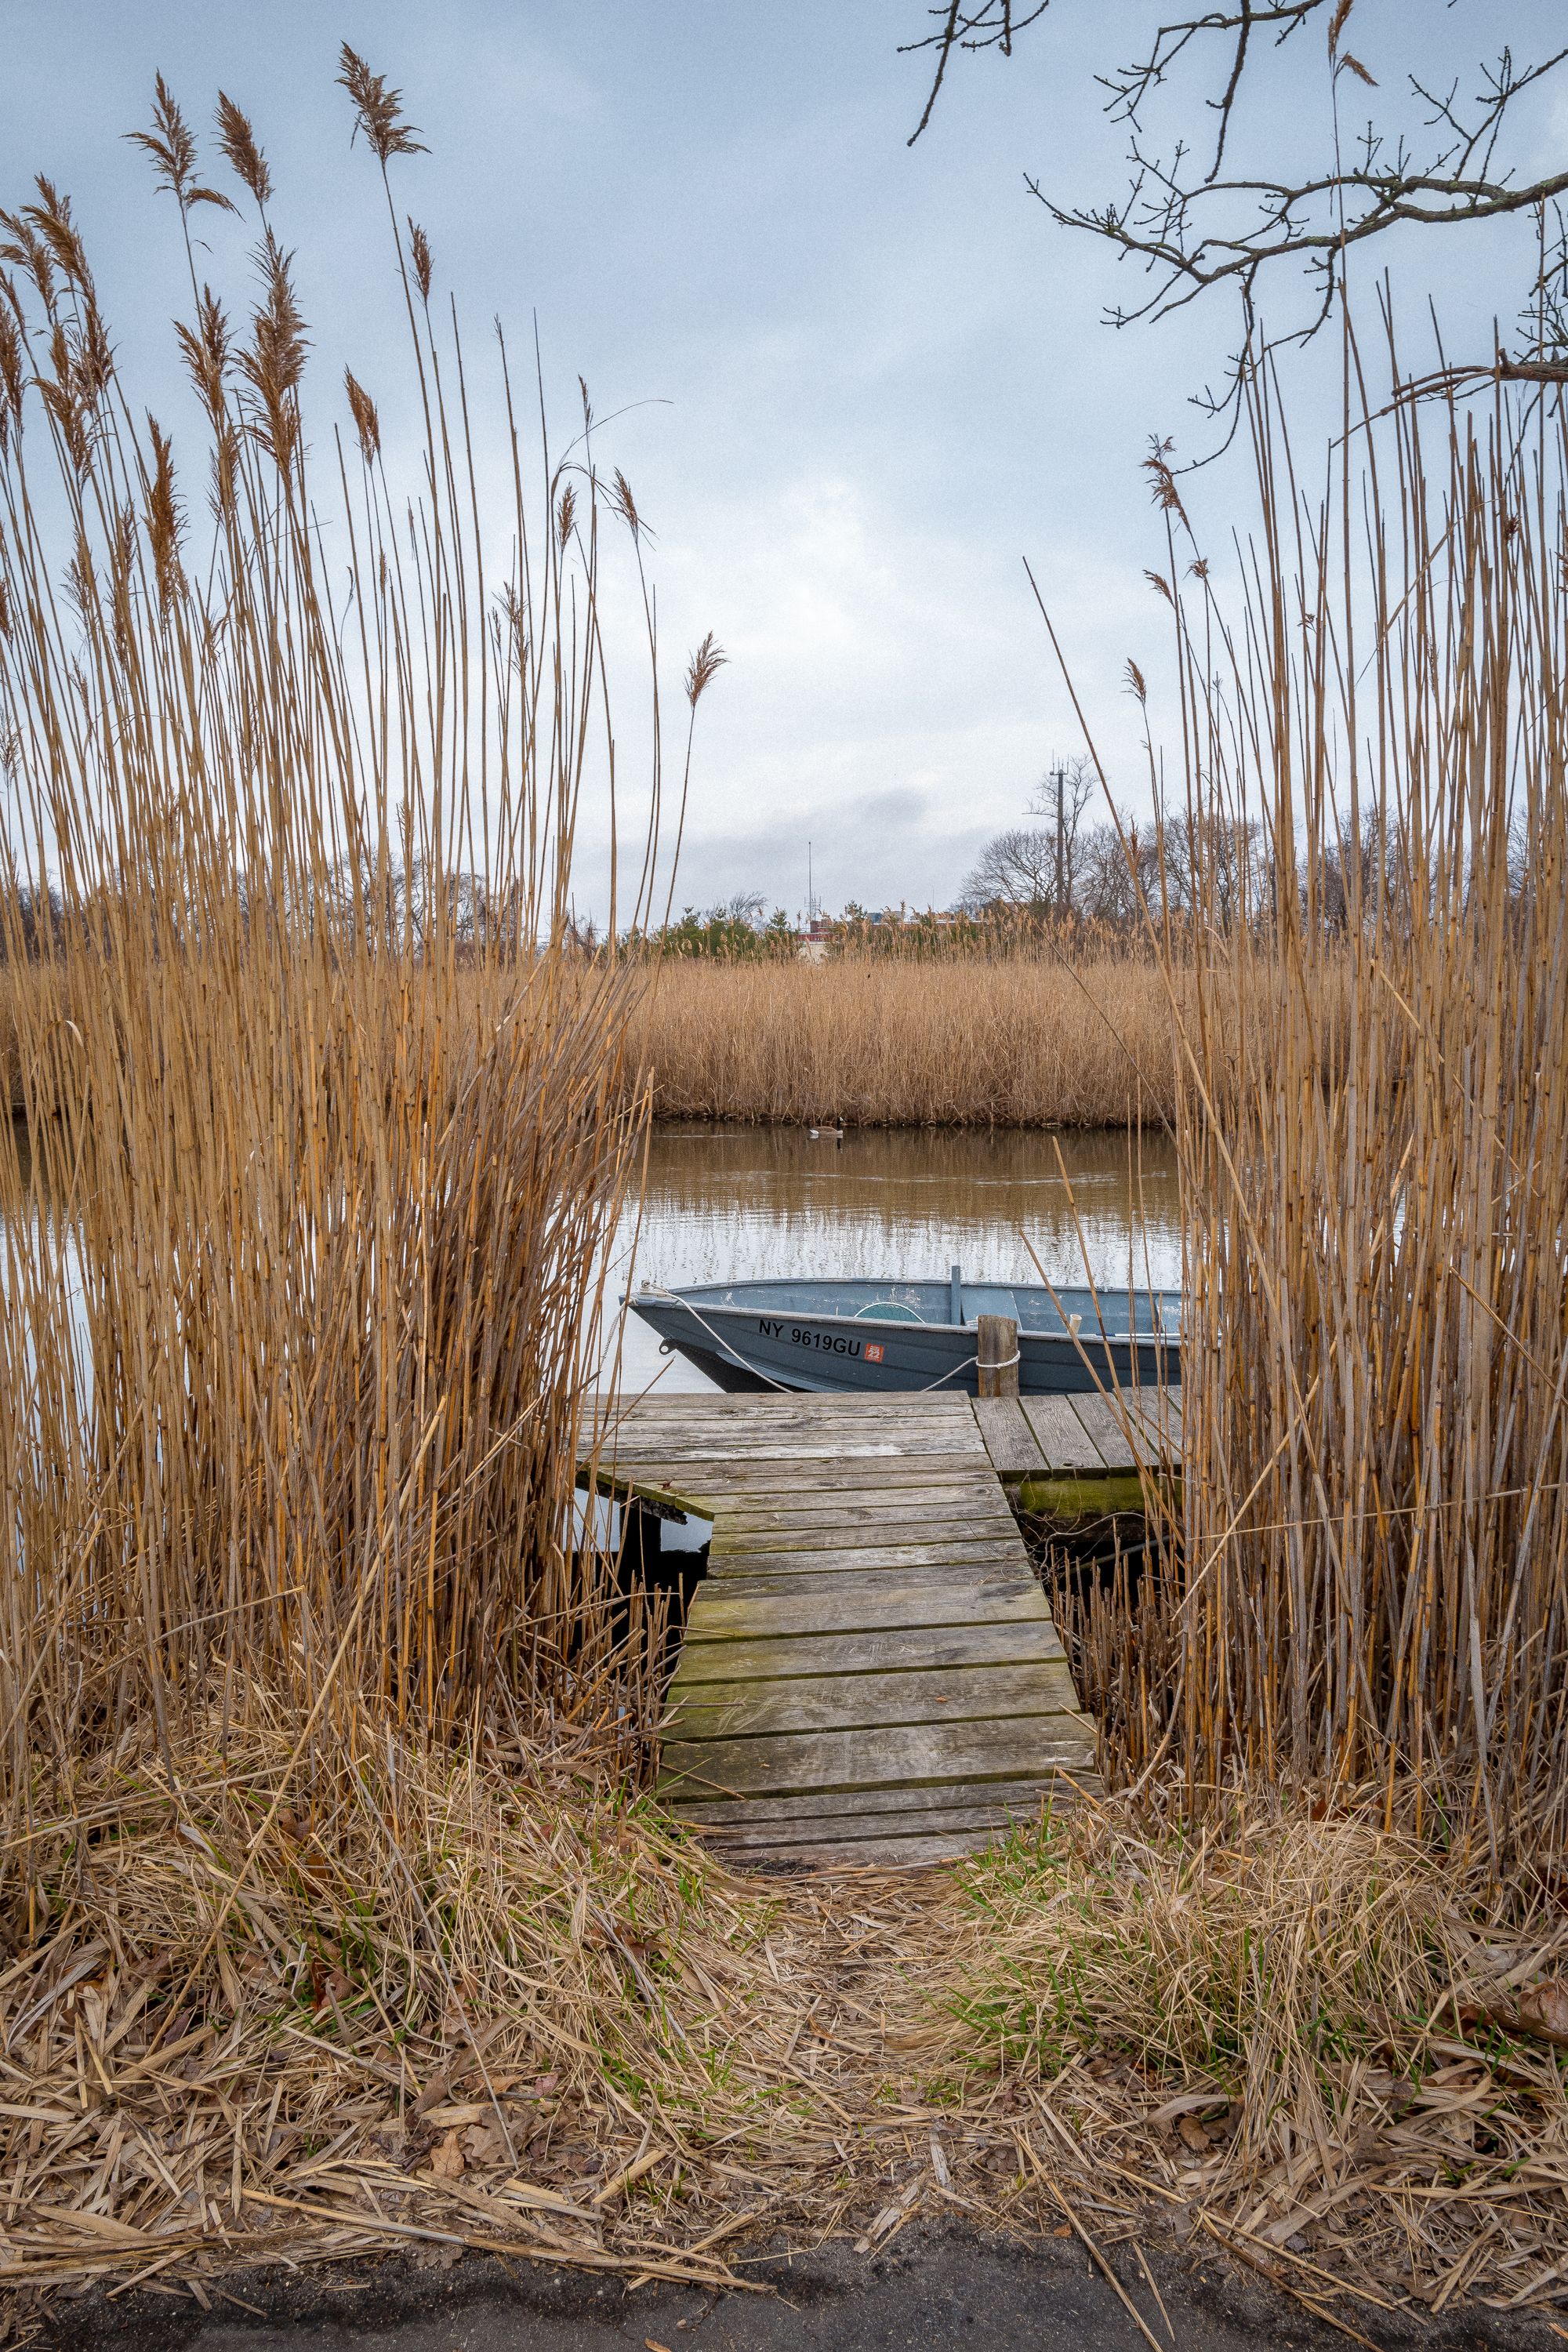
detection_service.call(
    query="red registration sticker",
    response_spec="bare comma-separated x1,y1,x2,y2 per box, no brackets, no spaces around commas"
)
865,1343,884,1363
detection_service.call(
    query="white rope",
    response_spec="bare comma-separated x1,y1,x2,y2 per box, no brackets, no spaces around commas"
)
641,1286,793,1389
913,1351,981,1392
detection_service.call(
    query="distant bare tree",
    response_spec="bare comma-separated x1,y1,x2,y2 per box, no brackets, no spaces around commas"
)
0,881,63,961
960,825,1058,912
1075,813,1163,924
1152,808,1265,926
1318,810,1411,937
712,890,768,929
964,753,1099,913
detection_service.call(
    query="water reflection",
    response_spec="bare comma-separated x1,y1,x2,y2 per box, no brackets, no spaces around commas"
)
610,1123,1181,1394
9,1111,1184,1405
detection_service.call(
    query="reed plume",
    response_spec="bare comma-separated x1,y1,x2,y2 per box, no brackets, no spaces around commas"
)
1113,358,1568,1866
213,91,273,212
0,61,707,1859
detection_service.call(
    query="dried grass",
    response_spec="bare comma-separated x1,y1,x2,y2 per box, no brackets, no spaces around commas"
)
9,941,1346,1134
1,1735,1564,2320
627,955,1185,1127
1095,361,1568,1867
0,67,700,1812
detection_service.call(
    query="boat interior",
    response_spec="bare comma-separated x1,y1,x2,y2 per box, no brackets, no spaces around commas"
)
670,1276,1181,1338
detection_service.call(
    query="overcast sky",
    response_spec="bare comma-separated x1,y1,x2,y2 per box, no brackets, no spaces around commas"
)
2,2,1564,918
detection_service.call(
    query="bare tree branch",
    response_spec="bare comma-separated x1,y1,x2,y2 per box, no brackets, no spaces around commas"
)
902,0,1052,146
901,2,1568,411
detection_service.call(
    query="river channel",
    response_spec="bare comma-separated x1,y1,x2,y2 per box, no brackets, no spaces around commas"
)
608,1122,1181,1396
5,1115,1182,1406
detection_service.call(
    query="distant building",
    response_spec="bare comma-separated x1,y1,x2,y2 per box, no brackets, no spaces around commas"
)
793,905,962,958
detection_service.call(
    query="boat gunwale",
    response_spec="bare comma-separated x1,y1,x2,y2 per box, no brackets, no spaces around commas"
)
627,1282,1182,1347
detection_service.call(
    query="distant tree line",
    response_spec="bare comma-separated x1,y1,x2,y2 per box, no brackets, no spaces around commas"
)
622,893,800,960
2,813,1511,968
957,759,1442,941
0,859,544,964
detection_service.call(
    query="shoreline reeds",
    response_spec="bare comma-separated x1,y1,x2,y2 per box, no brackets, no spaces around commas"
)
623,954,1185,1127
2,55,1566,2328
8,940,1352,1134
0,64,701,1833
1079,363,1568,1871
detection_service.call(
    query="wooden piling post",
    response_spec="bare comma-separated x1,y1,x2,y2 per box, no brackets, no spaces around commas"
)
978,1314,1019,1399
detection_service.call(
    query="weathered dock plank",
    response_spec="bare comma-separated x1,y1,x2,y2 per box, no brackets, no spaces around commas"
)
663,1659,1086,1739
971,1394,1049,1478
581,1392,1118,1870
705,1541,1029,1578
666,1773,1096,1870
682,1570,1045,1639
658,1713,1099,1798
1069,1392,1144,1472
579,1385,1176,1869
718,1483,1017,1525
714,1509,1019,1551
670,1621,1067,1681
1019,1394,1109,1472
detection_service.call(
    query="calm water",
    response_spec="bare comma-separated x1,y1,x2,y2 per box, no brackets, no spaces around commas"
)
7,1114,1182,1404
608,1123,1181,1394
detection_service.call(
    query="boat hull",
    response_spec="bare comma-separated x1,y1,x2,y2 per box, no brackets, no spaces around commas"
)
629,1292,1179,1397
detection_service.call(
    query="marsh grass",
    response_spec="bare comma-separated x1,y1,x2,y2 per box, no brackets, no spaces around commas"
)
621,947,1341,1130
3,1727,1564,2311
0,64,722,1860
7,935,1340,1134
623,954,1184,1127
1091,368,1568,1872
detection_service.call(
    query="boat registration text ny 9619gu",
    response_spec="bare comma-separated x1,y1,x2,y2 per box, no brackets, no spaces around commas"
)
757,1317,871,1359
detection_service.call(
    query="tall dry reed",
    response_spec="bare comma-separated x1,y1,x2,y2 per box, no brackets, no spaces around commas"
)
1098,367,1568,1867
0,62,712,1846
628,954,1186,1126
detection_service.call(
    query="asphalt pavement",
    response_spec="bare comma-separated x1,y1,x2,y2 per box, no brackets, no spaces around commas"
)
34,2225,1568,2352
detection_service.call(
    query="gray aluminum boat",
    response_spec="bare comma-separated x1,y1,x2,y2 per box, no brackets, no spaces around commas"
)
627,1268,1181,1396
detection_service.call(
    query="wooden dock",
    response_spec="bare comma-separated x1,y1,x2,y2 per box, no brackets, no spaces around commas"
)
582,1387,1180,1872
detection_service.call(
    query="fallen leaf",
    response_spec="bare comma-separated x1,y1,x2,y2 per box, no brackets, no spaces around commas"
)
1461,1976,1568,2050
1149,2091,1227,2123
1516,1978,1568,2048
428,2127,465,2180
465,2121,510,2165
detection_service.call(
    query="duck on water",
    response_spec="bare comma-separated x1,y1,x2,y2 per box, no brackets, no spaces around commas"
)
627,1266,1181,1397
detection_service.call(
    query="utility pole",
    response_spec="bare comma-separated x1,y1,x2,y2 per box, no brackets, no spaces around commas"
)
1052,765,1065,916
807,838,815,925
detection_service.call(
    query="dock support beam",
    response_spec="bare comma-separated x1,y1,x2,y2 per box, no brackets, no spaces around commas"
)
978,1313,1020,1399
